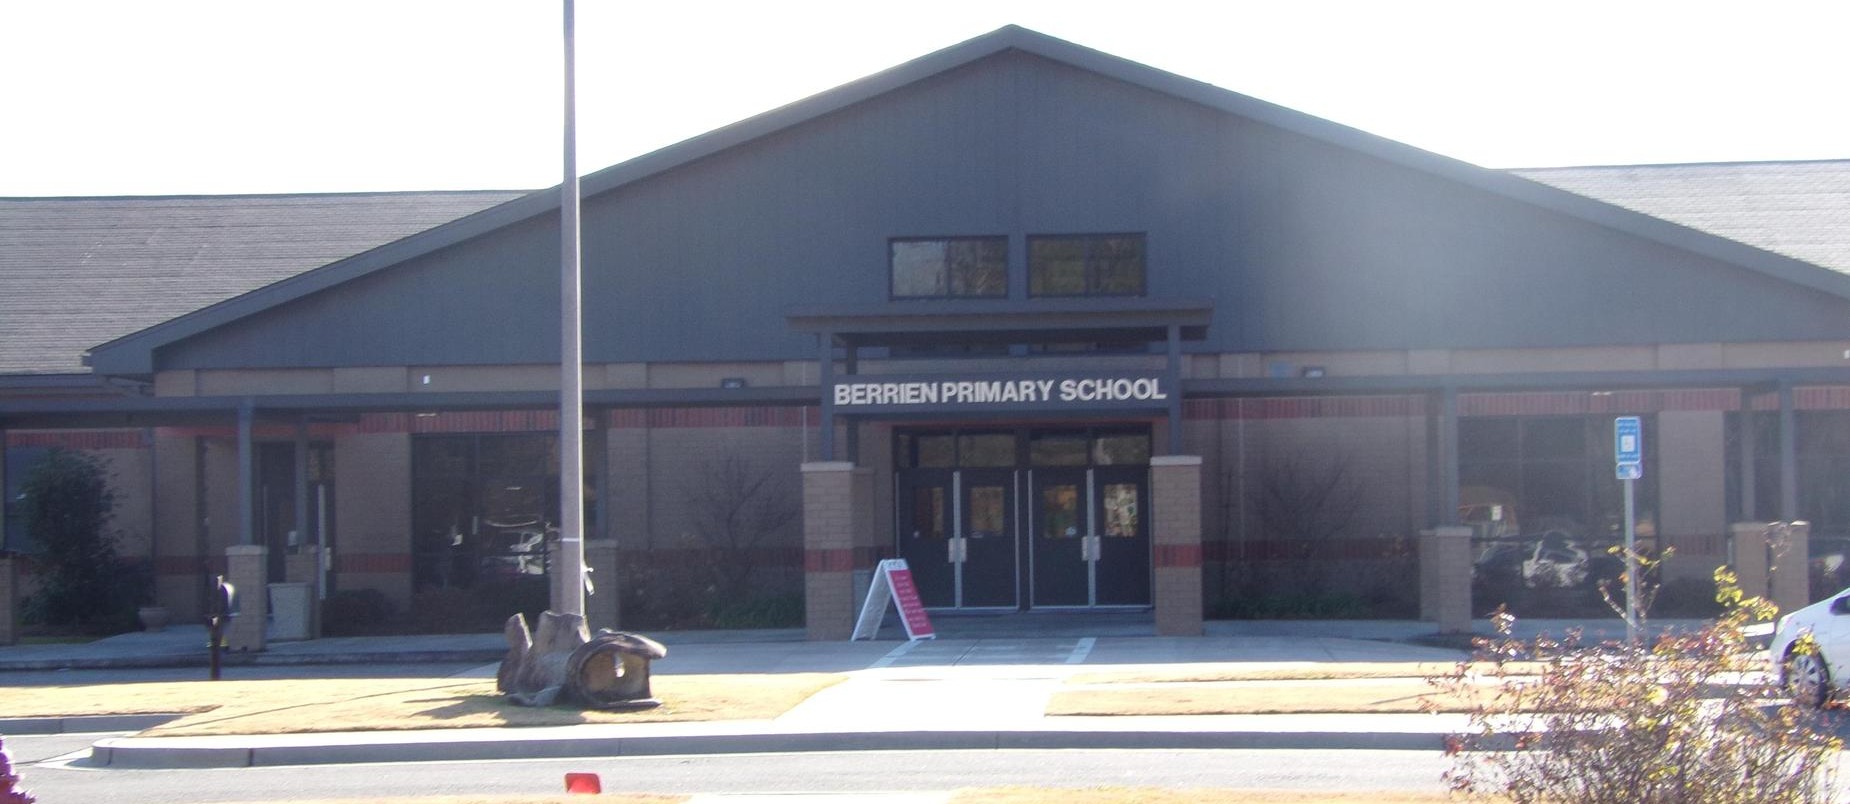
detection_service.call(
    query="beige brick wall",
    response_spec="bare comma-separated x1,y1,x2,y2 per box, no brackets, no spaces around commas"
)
802,462,858,640
1152,457,1203,636
152,433,204,618
334,432,413,608
1419,526,1472,633
222,545,267,652
1658,411,1728,582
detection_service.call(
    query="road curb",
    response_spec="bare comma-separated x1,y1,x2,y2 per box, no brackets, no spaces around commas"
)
0,649,504,673
0,714,177,735
86,728,1454,768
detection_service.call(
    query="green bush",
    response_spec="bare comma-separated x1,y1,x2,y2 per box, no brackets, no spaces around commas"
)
708,594,803,629
17,450,146,635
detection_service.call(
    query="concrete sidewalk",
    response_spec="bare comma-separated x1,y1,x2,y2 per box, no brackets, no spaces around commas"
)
77,632,1476,768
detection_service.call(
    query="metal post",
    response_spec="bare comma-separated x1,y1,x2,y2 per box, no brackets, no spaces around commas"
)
1739,395,1758,521
1166,324,1183,455
556,0,586,617
293,416,309,550
237,400,255,547
1624,476,1638,643
1438,387,1460,526
1778,380,1798,522
818,333,835,461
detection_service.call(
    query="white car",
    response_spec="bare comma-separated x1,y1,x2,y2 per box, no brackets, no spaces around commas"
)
1770,588,1850,706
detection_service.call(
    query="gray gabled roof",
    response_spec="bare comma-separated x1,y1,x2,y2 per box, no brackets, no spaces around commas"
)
0,191,524,375
81,26,1850,376
1514,160,1850,275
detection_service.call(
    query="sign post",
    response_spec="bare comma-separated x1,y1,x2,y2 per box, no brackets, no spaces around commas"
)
1614,416,1643,643
852,559,936,641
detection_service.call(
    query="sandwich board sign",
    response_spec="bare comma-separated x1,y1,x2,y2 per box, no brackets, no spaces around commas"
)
852,559,936,641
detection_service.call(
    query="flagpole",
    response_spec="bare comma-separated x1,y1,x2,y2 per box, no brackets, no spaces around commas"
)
557,0,585,617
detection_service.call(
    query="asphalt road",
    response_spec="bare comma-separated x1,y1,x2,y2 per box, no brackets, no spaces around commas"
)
13,745,1455,803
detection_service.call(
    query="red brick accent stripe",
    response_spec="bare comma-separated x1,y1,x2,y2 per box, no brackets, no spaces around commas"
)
362,411,561,434
6,431,149,449
1204,538,1413,562
609,407,815,429
1153,544,1202,568
1189,396,1424,421
803,548,855,572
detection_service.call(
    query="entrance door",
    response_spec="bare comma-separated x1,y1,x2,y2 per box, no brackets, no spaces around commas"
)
958,469,1018,608
896,470,955,608
897,469,1018,609
1093,467,1151,606
1031,469,1091,607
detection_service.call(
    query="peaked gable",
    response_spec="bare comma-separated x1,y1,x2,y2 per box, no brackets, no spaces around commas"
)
86,26,1850,377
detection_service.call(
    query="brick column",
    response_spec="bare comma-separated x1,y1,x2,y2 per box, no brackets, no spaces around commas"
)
0,555,16,647
224,545,268,652
1771,521,1811,617
1151,456,1204,637
802,462,859,641
584,539,621,633
1419,526,1472,634
1729,522,1772,602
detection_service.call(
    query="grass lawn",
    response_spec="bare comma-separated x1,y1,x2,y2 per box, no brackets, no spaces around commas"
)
0,673,842,737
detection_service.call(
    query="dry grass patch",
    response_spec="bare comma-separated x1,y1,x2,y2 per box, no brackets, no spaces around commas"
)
0,674,841,737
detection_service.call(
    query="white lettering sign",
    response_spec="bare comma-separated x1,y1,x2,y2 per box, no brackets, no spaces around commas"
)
832,377,1167,408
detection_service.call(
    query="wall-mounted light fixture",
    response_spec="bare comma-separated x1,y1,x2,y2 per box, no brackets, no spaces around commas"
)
1300,366,1326,378
720,377,748,389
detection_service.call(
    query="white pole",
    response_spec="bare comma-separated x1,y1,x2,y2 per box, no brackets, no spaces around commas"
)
557,0,585,617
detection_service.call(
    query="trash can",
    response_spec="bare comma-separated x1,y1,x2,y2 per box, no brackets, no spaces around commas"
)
267,582,313,641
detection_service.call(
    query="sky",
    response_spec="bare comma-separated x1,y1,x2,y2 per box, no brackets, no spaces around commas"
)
2,0,1847,197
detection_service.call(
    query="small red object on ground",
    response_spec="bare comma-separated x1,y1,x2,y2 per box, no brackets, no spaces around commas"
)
564,772,602,794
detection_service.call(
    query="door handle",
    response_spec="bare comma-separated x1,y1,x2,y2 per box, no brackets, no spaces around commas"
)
1082,535,1101,562
949,537,968,564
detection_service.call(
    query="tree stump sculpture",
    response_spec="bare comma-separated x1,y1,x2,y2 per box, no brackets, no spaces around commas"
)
499,611,666,709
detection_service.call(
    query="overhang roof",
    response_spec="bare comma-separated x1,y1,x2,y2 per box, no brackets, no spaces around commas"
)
81,26,1850,377
787,298,1213,348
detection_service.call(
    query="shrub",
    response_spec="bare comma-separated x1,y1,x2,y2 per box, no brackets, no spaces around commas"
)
17,450,144,635
321,588,396,636
708,594,802,629
1431,567,1841,803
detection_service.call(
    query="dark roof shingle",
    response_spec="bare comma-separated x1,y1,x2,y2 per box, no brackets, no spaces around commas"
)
1514,160,1850,275
0,191,525,375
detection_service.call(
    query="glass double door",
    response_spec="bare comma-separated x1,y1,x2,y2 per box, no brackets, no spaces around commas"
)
897,467,1150,610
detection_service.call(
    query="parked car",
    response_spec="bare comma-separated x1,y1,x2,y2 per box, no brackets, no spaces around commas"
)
1770,586,1850,706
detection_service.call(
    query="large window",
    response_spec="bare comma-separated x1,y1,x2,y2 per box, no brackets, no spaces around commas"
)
412,434,594,593
1029,234,1145,297
1458,415,1658,544
3,446,50,553
890,237,1007,299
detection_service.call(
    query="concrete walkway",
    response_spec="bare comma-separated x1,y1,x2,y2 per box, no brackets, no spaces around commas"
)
0,613,1705,768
